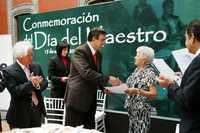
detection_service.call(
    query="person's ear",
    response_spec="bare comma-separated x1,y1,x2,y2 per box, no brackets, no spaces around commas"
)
92,36,96,42
143,60,146,65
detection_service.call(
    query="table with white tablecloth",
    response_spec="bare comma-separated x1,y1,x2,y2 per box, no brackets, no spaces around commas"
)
2,124,101,133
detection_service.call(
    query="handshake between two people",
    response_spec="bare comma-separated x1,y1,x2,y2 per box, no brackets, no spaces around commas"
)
108,76,121,86
104,76,122,94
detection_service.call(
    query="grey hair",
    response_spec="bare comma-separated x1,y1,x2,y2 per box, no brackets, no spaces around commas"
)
13,41,33,58
136,46,155,64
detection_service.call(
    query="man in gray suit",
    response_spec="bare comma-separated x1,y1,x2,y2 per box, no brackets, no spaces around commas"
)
64,27,120,129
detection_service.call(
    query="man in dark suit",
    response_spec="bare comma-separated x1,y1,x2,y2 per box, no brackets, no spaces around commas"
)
2,41,48,129
64,27,121,129
157,19,200,133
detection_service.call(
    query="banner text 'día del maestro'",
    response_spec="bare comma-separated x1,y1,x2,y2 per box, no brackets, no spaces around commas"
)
18,0,200,118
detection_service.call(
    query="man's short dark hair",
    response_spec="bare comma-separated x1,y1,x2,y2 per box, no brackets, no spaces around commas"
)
186,19,200,42
87,27,107,41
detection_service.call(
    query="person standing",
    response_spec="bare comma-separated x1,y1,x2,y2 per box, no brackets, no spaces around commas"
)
64,27,121,129
124,46,157,133
2,41,48,129
157,19,200,133
48,41,71,98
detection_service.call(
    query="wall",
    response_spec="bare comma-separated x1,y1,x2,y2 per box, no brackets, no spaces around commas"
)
38,0,78,13
0,0,8,34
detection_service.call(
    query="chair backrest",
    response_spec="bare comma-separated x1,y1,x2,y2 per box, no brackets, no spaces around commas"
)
96,90,106,112
175,124,179,133
43,97,66,125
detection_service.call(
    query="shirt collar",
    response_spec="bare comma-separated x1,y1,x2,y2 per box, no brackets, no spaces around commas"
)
87,42,96,55
17,60,27,70
194,48,200,57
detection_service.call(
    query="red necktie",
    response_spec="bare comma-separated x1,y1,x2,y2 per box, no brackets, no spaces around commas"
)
93,52,97,65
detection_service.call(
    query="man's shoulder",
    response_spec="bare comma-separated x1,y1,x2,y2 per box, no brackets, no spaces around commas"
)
2,63,18,75
76,43,87,50
4,63,17,70
75,43,88,53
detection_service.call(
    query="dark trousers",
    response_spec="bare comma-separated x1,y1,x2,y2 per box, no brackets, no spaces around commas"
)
30,104,42,127
65,104,96,129
9,104,42,129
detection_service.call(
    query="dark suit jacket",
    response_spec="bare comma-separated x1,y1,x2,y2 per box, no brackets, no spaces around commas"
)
168,54,200,133
64,43,109,112
0,71,6,92
48,56,70,98
2,62,48,128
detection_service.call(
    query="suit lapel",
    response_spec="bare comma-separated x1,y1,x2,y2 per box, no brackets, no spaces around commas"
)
85,44,97,69
181,54,200,86
14,62,28,81
96,51,101,72
29,64,35,75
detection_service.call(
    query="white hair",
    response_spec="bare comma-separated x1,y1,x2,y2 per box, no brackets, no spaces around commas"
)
13,41,33,58
136,46,155,64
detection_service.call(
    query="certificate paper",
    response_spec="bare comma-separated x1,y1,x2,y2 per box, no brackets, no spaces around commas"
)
105,83,128,94
172,48,194,74
153,58,181,86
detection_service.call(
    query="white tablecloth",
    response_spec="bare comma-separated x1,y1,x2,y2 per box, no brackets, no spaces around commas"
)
3,124,101,133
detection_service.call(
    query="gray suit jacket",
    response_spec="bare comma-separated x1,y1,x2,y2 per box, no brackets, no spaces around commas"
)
64,43,109,112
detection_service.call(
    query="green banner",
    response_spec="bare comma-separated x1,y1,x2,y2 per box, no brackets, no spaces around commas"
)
18,0,200,118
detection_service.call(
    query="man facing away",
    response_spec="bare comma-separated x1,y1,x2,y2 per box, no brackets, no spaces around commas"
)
157,19,200,133
64,27,121,129
2,41,48,129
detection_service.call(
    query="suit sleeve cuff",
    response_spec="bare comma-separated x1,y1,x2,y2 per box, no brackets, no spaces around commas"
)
168,82,179,100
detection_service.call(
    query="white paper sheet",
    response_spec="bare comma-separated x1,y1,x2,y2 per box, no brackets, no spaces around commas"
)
105,83,128,94
153,59,175,76
153,59,181,86
172,48,194,74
